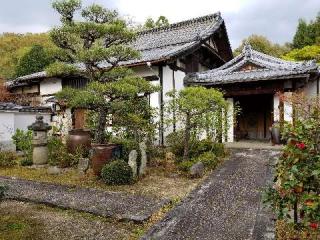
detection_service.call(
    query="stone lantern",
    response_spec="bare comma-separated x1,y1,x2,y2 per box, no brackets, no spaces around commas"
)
28,116,52,165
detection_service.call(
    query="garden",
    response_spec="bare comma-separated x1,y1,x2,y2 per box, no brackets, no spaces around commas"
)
264,92,320,239
0,1,231,238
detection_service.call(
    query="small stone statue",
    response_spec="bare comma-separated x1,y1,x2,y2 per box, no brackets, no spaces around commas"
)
28,116,52,165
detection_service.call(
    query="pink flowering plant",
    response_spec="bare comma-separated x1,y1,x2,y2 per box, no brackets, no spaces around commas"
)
264,93,320,232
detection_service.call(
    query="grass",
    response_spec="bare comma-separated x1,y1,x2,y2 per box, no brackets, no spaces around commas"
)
0,212,43,240
0,163,203,200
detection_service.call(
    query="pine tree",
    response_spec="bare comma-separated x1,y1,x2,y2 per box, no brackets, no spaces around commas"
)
49,0,158,143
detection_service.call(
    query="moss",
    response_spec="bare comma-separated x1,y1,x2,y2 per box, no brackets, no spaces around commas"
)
0,214,43,240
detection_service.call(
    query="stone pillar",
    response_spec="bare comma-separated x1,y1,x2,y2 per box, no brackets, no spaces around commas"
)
28,116,52,165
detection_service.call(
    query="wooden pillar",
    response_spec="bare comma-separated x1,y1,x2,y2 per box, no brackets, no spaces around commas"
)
279,93,284,133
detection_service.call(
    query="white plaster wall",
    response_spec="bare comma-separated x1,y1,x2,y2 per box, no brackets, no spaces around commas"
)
274,93,293,123
273,94,280,122
0,112,15,150
226,98,234,142
284,92,293,122
40,78,62,96
132,65,159,77
175,70,186,91
303,80,318,97
0,112,51,150
14,113,51,132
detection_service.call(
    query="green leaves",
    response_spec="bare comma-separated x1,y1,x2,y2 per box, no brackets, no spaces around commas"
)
283,45,320,63
265,95,320,229
46,62,79,77
81,4,118,23
166,86,228,159
50,0,157,144
52,0,81,24
15,45,54,77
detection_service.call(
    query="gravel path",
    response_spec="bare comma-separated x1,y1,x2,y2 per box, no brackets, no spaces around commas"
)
142,149,280,240
0,177,169,223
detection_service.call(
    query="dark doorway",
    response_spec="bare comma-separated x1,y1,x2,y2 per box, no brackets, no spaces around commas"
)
234,94,273,141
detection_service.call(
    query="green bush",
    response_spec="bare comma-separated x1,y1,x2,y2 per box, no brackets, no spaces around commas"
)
101,160,133,185
48,136,79,168
12,129,32,162
20,158,33,166
190,140,225,158
177,159,196,172
196,151,218,169
166,132,226,159
109,137,137,160
165,131,185,157
0,151,18,167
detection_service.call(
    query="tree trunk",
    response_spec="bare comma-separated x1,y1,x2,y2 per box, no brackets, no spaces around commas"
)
96,108,107,144
183,113,191,161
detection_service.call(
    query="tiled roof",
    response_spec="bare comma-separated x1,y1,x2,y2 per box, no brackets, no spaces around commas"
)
0,102,51,113
9,12,226,86
185,43,319,85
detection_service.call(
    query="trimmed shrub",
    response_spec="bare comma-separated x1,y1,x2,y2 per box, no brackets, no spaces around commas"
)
48,136,80,168
196,151,219,169
177,160,196,172
190,140,225,158
166,132,226,159
101,160,133,185
0,151,18,167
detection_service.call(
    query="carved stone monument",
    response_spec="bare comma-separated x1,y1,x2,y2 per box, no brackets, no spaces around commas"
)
128,150,138,177
28,116,52,165
139,142,147,175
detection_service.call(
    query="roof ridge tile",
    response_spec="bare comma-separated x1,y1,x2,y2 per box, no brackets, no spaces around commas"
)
137,12,221,36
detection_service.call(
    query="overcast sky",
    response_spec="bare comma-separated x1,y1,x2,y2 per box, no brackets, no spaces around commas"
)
0,0,318,49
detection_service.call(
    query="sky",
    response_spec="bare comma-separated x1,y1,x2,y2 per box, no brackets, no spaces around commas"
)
0,0,319,49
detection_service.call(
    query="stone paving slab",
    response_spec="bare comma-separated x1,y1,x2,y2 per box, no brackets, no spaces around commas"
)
0,176,169,223
142,149,280,240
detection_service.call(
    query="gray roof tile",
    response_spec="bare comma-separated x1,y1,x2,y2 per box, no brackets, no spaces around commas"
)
9,13,224,86
185,43,319,85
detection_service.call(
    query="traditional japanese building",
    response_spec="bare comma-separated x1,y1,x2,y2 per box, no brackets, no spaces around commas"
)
7,12,233,145
185,43,319,142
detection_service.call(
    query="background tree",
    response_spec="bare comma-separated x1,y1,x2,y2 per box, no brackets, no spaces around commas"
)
166,86,228,160
293,13,320,49
233,35,290,57
49,0,158,144
0,33,53,79
283,45,320,63
15,45,54,77
293,19,314,49
144,16,170,29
